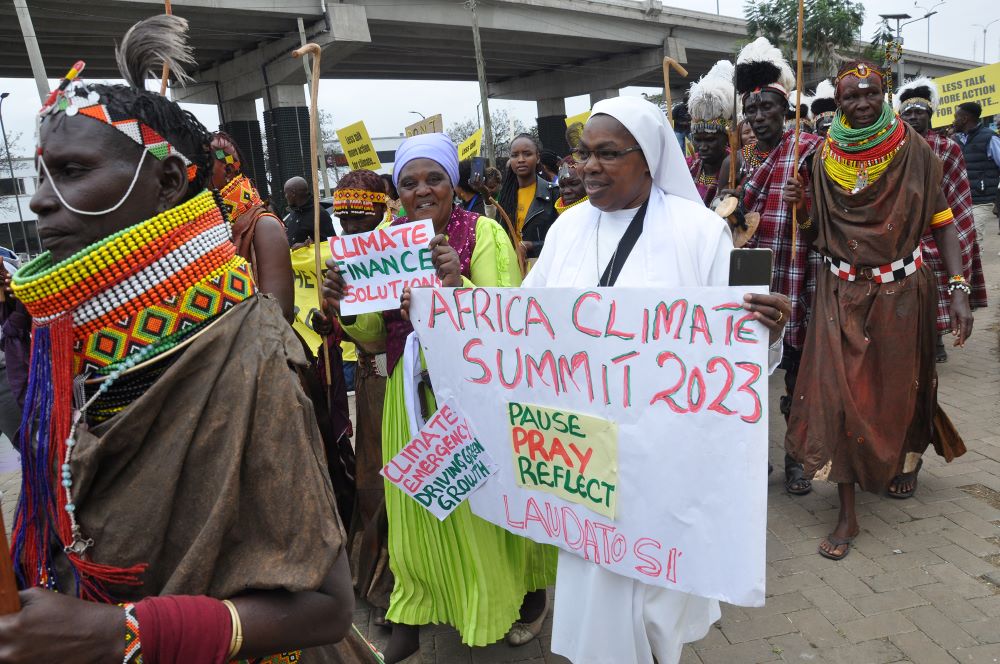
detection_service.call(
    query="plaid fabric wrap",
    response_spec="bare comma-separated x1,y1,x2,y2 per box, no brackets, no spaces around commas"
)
742,131,824,349
920,133,989,331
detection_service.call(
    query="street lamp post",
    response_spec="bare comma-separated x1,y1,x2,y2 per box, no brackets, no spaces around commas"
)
0,92,32,257
914,1,945,52
973,18,1000,64
408,111,426,121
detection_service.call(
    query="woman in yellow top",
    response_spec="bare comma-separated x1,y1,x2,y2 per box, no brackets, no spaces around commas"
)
496,134,559,262
322,133,556,664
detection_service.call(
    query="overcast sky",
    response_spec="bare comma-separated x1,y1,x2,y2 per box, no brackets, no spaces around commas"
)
1,0,998,156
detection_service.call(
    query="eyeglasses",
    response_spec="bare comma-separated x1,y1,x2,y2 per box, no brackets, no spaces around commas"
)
572,145,642,164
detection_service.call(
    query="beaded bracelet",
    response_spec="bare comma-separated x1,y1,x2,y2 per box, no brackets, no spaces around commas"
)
123,603,143,664
948,282,971,296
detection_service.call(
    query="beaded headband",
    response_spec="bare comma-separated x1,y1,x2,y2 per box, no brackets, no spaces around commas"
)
899,97,933,113
40,62,196,181
742,84,789,101
691,119,730,133
814,111,836,122
333,188,387,216
836,63,883,90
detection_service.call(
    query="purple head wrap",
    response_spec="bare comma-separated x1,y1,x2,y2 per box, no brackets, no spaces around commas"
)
392,133,460,189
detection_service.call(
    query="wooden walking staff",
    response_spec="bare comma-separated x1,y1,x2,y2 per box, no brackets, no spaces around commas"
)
0,502,21,614
662,57,688,124
791,0,805,259
293,42,332,384
159,0,173,95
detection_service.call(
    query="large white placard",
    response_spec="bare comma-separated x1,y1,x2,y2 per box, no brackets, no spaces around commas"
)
329,219,439,315
411,287,769,606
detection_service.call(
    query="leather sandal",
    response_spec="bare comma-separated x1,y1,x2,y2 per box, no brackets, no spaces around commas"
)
888,459,922,499
818,534,854,561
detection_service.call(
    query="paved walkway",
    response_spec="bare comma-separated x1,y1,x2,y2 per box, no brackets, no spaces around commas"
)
0,232,997,664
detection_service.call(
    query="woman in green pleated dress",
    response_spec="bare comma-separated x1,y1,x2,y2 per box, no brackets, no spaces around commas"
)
322,133,556,664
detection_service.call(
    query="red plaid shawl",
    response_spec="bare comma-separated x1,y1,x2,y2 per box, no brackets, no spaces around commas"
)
742,131,823,349
921,132,988,331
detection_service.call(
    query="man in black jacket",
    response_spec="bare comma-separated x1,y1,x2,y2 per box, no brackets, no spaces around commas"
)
283,176,336,248
953,102,1000,241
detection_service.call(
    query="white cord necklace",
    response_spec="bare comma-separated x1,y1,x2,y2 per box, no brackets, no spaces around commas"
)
38,149,149,216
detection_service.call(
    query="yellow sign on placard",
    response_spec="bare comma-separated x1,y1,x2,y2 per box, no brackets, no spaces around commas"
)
290,243,332,352
336,120,382,171
564,109,592,128
405,113,444,137
932,62,1000,128
509,401,619,519
458,128,483,160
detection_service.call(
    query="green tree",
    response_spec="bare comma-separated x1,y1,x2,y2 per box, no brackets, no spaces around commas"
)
447,108,530,162
744,0,866,79
0,130,22,214
864,19,895,65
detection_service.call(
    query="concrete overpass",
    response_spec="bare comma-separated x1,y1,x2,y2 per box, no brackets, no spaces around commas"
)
2,0,980,205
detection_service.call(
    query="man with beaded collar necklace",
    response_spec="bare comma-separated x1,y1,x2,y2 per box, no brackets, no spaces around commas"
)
720,36,823,496
2,15,374,664
783,59,973,561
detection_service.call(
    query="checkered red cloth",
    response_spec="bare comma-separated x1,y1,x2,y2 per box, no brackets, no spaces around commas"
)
742,131,824,350
921,132,988,331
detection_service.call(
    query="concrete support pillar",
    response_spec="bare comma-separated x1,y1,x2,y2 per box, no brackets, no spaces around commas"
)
536,97,570,157
221,98,270,200
263,85,310,214
589,88,619,106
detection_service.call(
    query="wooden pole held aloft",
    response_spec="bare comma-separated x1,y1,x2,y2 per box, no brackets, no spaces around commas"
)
292,43,333,385
791,0,805,259
662,57,688,124
0,505,21,614
159,0,173,96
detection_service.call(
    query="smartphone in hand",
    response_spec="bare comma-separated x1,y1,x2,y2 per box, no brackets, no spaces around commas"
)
729,248,773,287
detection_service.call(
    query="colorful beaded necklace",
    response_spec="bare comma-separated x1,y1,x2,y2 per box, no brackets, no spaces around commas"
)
741,140,771,174
11,189,257,601
823,103,906,193
219,173,264,222
697,169,719,188
555,195,588,216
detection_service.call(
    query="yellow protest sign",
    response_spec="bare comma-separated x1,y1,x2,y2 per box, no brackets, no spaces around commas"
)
458,128,483,160
564,109,591,128
405,113,444,137
290,243,332,352
336,120,382,171
509,401,619,519
933,62,1000,128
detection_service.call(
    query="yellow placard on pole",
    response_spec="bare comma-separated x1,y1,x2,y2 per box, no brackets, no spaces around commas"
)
458,128,483,161
336,120,382,171
289,243,333,352
932,62,1000,128
564,109,592,128
405,113,444,137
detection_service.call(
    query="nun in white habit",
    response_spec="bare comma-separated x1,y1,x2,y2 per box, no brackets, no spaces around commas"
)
523,96,789,664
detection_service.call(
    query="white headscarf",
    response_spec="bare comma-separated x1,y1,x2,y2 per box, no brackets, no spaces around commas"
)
590,95,702,206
